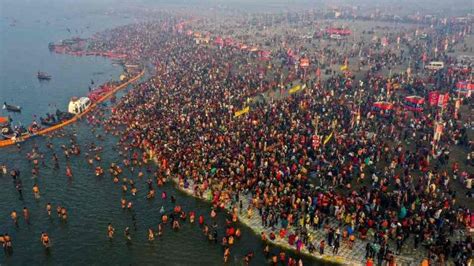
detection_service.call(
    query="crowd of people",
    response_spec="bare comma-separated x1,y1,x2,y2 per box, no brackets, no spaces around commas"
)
92,13,473,266
1,10,473,266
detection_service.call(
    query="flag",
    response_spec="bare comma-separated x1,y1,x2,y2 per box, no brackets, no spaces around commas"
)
323,132,333,145
289,84,306,94
234,106,250,117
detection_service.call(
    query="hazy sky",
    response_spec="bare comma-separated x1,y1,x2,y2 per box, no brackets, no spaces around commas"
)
1,0,472,17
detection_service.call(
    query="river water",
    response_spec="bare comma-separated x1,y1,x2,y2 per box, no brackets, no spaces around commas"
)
0,1,321,265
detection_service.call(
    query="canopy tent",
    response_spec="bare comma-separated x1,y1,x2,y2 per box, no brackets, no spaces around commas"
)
214,36,224,47
325,28,352,36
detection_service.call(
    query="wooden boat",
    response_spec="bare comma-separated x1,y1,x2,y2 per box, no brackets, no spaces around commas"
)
56,109,74,120
0,117,12,139
3,102,21,112
37,71,52,80
40,117,58,127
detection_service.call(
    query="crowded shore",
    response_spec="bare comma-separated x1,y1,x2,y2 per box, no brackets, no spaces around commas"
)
1,5,473,266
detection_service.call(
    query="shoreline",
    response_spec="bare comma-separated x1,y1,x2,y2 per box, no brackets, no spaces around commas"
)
146,150,361,265
166,174,358,266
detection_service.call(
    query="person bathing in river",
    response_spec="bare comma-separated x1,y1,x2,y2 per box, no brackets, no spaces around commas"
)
148,228,155,241
107,223,115,239
146,187,155,198
203,224,209,236
10,210,18,227
23,207,30,225
2,234,13,255
52,153,59,169
124,227,132,242
223,247,230,263
95,166,104,176
120,198,127,209
40,232,50,249
172,219,180,230
32,183,40,199
60,207,67,221
66,165,73,178
15,180,23,198
157,223,163,237
46,203,52,216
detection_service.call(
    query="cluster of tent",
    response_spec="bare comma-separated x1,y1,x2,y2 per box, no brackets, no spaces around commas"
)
371,80,472,114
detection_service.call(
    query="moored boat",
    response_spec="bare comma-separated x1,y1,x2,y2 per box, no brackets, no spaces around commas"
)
68,97,91,114
37,71,52,80
56,109,74,120
40,113,58,126
3,102,22,112
0,117,12,139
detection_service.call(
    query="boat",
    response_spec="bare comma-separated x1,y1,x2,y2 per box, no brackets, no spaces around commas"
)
68,97,91,114
0,117,12,139
3,102,21,112
1,122,27,140
40,113,58,127
1,127,15,139
56,109,74,121
40,118,58,127
37,71,52,80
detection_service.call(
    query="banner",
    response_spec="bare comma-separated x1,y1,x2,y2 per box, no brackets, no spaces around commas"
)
234,106,250,117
